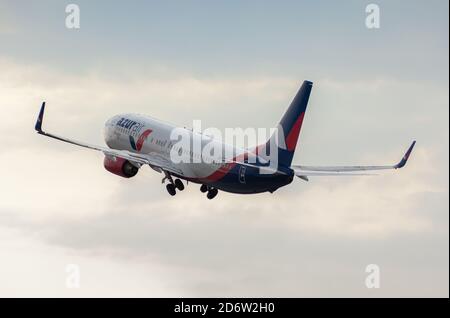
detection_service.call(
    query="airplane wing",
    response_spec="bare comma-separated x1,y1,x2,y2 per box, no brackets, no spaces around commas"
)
291,141,416,180
34,102,181,175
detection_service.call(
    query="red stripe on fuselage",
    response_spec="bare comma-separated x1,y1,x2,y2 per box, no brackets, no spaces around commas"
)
198,152,249,183
136,129,152,151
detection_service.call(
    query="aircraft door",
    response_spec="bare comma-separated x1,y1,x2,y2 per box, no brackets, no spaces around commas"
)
239,166,246,184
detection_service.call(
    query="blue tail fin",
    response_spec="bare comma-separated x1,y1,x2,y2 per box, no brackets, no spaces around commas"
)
258,81,312,167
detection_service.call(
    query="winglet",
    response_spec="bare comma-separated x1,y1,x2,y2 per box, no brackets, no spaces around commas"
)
395,141,416,169
35,102,45,133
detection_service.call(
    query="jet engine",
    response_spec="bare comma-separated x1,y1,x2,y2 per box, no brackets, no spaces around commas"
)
103,155,139,178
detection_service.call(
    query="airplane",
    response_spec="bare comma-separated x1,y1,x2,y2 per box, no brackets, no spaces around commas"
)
34,80,416,199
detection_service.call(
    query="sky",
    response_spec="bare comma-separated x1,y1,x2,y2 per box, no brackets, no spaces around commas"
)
0,0,448,297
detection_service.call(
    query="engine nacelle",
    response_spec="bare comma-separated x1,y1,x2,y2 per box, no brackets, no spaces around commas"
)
103,155,139,178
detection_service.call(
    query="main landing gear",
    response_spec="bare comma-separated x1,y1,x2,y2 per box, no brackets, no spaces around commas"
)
162,172,185,196
166,183,176,196
174,179,184,191
162,173,218,199
200,184,218,200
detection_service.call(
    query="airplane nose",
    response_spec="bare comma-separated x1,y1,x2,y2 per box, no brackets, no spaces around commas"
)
105,115,120,128
105,117,114,127
104,117,117,145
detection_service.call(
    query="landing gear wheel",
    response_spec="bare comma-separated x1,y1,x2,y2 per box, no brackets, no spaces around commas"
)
174,179,184,191
200,184,208,193
166,184,176,196
207,188,218,200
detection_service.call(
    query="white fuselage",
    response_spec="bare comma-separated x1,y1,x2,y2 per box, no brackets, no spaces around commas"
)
103,114,247,182
102,113,294,194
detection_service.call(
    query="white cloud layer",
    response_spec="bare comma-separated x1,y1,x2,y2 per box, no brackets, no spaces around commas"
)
0,57,448,297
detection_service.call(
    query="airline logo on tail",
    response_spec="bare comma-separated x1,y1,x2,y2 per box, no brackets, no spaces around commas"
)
130,129,152,151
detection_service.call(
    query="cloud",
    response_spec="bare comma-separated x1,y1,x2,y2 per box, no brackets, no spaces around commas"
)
0,4,17,35
0,58,448,297
0,0,448,298
2,177,447,297
0,226,182,297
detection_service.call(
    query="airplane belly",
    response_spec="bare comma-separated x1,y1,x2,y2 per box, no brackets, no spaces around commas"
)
172,162,221,182
209,165,294,194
